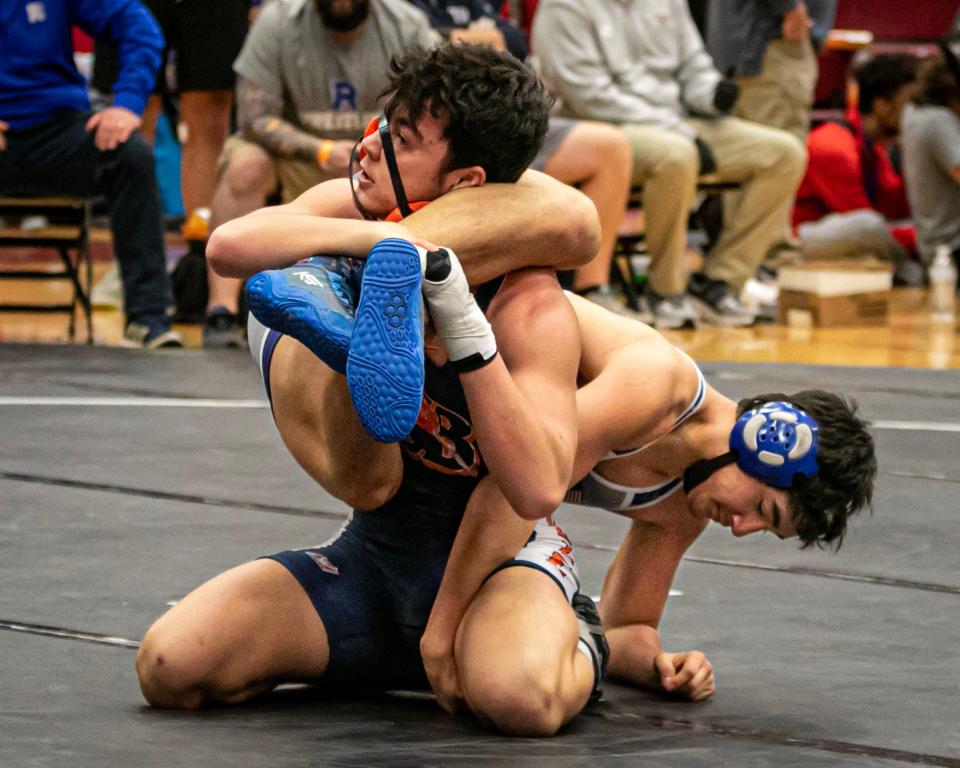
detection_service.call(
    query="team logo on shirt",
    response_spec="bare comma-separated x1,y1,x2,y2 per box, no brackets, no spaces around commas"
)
305,551,339,576
26,2,46,23
404,394,480,477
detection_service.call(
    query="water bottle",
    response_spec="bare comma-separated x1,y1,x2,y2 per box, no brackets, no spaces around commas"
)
928,245,957,323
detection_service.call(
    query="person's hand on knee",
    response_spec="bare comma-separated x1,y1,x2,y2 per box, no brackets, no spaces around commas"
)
420,630,466,714
86,106,142,151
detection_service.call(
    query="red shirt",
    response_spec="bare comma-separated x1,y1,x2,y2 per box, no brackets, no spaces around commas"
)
793,121,911,228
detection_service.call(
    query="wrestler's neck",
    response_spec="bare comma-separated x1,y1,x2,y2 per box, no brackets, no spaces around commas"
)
671,394,737,466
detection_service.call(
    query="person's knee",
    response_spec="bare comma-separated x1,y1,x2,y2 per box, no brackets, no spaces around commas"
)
769,130,807,178
646,138,698,182
464,653,566,737
114,135,156,179
222,148,276,198
334,464,401,511
136,623,208,709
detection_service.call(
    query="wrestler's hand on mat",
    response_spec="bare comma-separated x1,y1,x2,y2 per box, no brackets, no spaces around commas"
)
0,121,8,152
420,634,466,715
86,107,141,151
654,650,715,702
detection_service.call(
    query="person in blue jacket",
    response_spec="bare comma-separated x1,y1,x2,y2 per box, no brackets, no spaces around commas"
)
0,0,181,348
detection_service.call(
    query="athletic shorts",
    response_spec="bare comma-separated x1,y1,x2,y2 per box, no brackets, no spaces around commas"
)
486,518,581,603
530,117,576,172
263,516,448,689
92,0,248,94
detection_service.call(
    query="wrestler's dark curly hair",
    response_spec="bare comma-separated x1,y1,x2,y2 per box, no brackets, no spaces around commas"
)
381,43,552,183
855,53,918,113
737,391,876,550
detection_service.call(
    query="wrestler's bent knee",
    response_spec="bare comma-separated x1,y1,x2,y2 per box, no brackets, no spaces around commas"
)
465,666,566,737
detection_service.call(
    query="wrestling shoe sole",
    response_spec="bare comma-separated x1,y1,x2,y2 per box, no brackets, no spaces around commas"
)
245,271,350,374
347,238,424,443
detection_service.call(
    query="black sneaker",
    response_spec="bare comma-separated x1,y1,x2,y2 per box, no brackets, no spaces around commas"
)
123,316,183,349
687,272,757,327
572,592,609,703
203,306,245,349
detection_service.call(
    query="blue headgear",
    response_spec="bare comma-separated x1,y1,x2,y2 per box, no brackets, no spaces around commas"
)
683,401,820,494
729,401,819,488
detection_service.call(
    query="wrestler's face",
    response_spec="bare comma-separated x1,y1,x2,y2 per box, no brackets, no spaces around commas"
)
686,464,797,540
353,107,485,219
315,0,369,32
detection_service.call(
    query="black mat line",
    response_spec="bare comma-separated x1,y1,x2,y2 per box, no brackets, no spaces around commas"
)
2,619,957,768
600,712,960,768
0,470,344,522
7,468,959,597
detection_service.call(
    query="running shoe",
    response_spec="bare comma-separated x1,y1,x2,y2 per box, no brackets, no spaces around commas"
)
646,289,698,330
122,316,183,349
687,272,757,327
203,306,245,349
244,256,361,374
347,238,425,443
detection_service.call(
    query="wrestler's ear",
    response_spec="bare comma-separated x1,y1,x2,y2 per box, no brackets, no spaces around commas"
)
445,165,485,191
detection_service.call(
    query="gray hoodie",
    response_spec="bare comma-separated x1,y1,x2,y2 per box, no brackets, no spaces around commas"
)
532,0,723,139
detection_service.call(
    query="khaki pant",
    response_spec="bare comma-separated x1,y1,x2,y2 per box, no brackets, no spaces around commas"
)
218,135,338,203
735,37,819,141
622,117,806,294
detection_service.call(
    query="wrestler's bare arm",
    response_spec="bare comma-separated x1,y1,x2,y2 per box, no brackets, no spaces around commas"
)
403,171,600,282
600,495,711,697
461,269,580,520
422,271,580,707
206,179,406,277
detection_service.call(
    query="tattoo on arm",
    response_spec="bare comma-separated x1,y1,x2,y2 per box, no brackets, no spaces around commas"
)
236,78,320,163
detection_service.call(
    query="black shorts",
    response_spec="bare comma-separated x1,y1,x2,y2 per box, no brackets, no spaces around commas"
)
92,0,248,95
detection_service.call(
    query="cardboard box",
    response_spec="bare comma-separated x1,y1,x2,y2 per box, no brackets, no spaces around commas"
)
779,289,891,326
776,259,893,327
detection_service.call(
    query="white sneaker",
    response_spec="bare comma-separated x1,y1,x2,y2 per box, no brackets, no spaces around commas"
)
647,291,698,330
92,262,124,310
581,285,653,324
740,277,779,323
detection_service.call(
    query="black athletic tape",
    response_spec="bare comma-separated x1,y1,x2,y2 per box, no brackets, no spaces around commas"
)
450,350,498,373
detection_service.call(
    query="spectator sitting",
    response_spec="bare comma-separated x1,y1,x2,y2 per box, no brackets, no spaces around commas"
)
411,0,528,59
498,0,537,42
792,54,921,284
92,0,250,348
205,0,438,348
412,0,638,320
900,55,960,272
533,0,806,328
707,0,835,140
0,0,180,348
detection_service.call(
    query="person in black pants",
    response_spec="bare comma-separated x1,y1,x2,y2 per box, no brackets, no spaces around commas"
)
0,0,180,348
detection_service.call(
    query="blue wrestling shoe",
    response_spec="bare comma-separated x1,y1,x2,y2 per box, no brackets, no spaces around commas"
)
347,238,425,443
245,256,362,374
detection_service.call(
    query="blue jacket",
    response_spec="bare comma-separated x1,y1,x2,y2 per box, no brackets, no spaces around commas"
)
0,0,163,130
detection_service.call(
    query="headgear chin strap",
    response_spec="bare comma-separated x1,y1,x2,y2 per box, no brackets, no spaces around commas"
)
683,401,820,494
349,114,413,222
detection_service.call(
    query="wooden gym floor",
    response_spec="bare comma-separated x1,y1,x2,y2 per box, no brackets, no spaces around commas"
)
0,228,958,368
